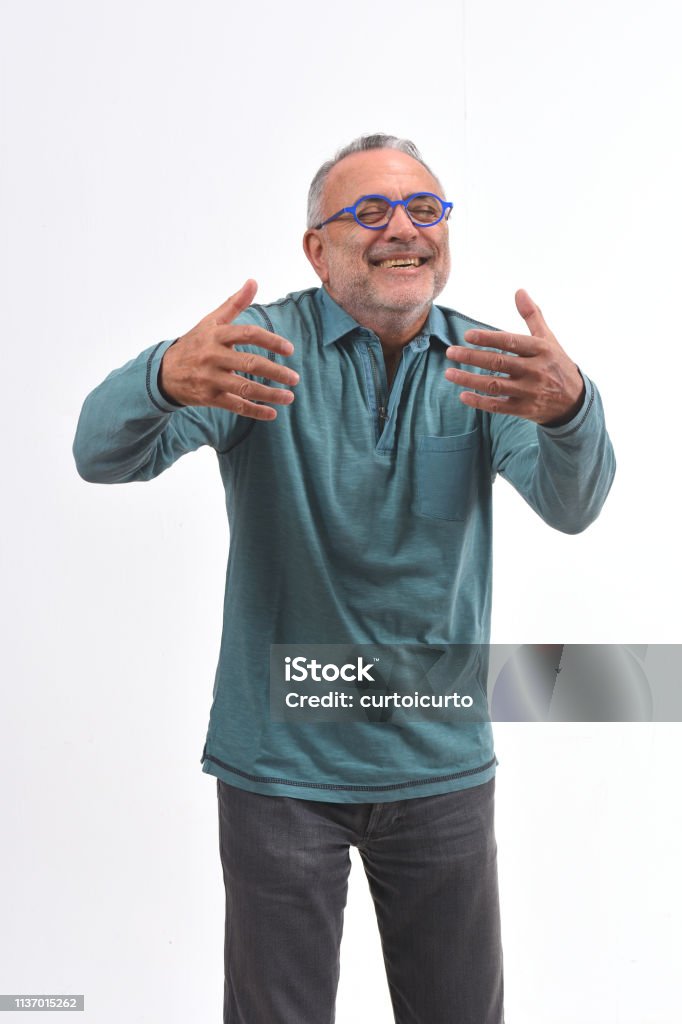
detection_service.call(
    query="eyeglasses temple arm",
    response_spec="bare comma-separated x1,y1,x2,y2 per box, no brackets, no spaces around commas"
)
314,207,352,230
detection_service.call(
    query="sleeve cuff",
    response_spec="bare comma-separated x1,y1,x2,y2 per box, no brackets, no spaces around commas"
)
145,338,186,413
539,369,595,439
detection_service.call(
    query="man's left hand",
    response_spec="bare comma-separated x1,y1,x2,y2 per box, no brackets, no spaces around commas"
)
444,289,585,427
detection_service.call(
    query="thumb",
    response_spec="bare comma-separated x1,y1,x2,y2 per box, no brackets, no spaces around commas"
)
211,278,258,325
515,287,550,338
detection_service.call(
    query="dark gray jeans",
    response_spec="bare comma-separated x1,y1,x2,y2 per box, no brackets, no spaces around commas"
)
217,777,504,1024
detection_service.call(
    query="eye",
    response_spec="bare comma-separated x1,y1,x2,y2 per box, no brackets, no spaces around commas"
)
355,198,390,225
407,195,442,222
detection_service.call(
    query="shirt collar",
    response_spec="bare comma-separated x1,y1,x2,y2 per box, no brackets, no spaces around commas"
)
316,285,451,349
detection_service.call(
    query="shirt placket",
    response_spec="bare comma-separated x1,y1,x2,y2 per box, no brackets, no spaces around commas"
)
356,333,429,453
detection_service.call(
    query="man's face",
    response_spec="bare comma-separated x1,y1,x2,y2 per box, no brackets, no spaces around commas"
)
303,148,451,329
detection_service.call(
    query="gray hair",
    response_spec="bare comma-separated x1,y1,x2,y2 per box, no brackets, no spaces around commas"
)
306,134,439,229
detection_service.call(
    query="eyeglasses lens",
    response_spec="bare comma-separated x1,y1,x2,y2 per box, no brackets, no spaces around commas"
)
406,195,443,224
355,198,391,226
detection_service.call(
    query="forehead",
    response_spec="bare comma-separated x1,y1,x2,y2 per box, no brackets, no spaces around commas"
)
323,149,442,209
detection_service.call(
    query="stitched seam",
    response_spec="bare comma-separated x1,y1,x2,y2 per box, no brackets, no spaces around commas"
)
261,289,317,311
545,384,595,438
251,302,276,334
145,342,169,412
447,309,501,332
203,754,497,792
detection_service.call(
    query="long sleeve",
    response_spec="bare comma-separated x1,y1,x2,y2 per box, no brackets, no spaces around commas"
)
489,370,616,534
72,336,253,484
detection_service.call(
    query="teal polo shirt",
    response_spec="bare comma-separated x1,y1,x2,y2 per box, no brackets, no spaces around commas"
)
73,285,616,802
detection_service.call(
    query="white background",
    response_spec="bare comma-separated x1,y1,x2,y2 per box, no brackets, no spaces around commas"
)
1,0,681,1020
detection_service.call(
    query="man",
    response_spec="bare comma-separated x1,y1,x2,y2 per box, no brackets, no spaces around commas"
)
73,134,616,1024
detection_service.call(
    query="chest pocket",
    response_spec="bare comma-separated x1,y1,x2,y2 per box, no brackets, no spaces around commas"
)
415,427,480,521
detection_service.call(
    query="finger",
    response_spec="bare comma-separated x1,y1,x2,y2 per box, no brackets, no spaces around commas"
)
457,390,527,417
209,279,259,326
217,392,279,421
217,322,295,358
219,375,296,406
444,367,527,399
445,345,521,377
220,349,300,386
514,288,552,339
460,330,539,356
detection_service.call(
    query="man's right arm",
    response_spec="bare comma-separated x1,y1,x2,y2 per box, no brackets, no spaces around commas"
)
72,280,299,484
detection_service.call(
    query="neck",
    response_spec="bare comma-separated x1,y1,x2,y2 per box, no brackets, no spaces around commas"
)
372,310,431,353
327,288,432,354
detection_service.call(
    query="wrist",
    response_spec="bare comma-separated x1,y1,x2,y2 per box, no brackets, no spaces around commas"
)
540,367,585,428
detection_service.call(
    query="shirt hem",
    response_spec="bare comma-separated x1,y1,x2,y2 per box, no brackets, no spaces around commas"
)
201,752,498,804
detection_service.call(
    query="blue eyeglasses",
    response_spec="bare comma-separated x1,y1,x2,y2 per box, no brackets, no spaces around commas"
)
314,192,453,231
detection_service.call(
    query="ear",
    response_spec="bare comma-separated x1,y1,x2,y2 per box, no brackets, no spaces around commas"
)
303,228,330,285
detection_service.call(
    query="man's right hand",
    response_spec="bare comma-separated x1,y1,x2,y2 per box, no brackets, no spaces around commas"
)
158,279,299,420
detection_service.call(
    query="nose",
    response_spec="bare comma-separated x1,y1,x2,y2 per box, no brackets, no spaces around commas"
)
383,202,419,240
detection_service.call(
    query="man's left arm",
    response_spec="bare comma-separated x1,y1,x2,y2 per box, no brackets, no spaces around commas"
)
445,289,616,534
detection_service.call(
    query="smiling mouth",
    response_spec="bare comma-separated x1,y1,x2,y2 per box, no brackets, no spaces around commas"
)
371,256,429,269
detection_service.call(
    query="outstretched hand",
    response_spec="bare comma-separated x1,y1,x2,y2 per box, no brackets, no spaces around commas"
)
444,289,585,427
159,279,299,420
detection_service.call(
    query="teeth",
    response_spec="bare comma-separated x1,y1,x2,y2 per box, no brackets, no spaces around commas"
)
377,257,423,268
